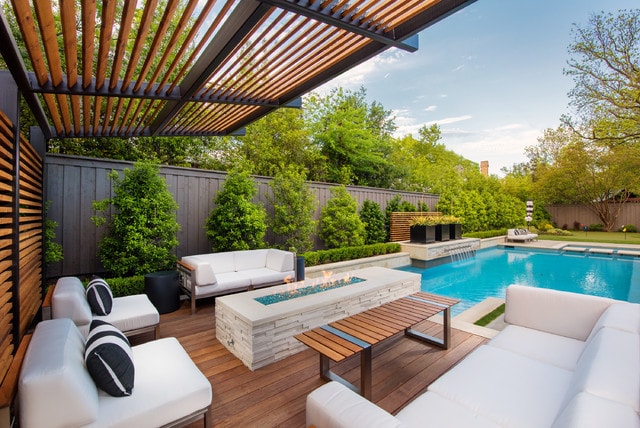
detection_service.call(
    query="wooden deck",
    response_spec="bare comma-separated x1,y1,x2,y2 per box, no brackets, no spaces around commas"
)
138,297,488,428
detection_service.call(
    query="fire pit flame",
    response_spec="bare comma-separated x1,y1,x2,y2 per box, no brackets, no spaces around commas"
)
254,273,365,305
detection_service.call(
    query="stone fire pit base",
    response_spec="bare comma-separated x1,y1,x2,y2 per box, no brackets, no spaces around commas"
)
215,266,421,370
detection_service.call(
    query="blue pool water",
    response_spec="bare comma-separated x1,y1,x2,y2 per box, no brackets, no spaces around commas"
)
398,247,640,315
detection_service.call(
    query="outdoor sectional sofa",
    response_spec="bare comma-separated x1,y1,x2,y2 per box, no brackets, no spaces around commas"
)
177,248,295,314
506,228,539,242
18,318,212,428
306,284,640,427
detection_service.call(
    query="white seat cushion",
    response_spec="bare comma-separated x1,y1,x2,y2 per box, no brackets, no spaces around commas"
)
428,345,573,428
216,271,254,291
246,268,294,287
488,325,586,370
95,337,211,428
93,294,159,337
552,392,640,428
397,391,500,428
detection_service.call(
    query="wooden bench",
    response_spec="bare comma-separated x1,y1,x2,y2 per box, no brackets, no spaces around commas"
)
295,292,459,399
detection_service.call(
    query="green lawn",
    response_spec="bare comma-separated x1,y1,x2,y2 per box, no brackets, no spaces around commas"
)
539,231,640,245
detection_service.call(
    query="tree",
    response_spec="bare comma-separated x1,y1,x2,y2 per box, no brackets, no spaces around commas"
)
359,200,387,244
535,139,640,230
563,10,640,145
223,109,326,179
267,166,317,253
91,161,179,277
319,186,365,249
305,87,400,187
390,124,480,194
206,168,266,251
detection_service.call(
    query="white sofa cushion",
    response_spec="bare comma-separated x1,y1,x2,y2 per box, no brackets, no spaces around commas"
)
306,381,405,428
216,271,255,291
587,302,640,341
246,268,294,287
96,337,213,428
203,252,236,273
565,327,640,411
235,249,268,270
552,392,640,428
397,390,500,428
266,249,294,272
94,294,160,336
505,285,613,341
19,319,99,428
52,276,92,326
182,255,217,287
428,345,573,428
488,324,585,370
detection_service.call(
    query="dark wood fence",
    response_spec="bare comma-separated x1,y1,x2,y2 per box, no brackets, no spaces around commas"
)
45,154,439,278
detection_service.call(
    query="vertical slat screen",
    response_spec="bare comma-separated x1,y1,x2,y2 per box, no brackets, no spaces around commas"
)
0,111,15,385
0,109,44,389
18,134,43,336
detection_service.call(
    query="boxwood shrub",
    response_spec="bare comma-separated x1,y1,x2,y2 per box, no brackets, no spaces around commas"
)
301,243,401,267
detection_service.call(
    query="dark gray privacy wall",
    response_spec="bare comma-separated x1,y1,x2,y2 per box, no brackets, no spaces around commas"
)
45,154,439,277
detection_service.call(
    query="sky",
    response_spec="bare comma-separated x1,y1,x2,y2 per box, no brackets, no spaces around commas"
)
317,0,639,177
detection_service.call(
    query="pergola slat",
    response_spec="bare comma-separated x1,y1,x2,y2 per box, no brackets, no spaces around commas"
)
110,0,137,91
132,0,180,93
0,0,477,138
122,0,159,92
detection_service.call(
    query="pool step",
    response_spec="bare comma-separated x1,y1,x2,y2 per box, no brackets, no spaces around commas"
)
562,246,640,257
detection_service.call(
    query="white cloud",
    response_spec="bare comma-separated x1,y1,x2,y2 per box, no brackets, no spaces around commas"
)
424,105,437,112
425,115,473,126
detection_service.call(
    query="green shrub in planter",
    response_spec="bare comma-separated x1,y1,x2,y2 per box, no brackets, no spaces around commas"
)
92,161,179,277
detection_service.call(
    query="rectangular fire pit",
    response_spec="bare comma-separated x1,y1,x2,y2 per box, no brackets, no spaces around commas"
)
215,266,421,370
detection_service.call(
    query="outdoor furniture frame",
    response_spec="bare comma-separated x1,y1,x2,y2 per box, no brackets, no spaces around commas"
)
295,292,459,400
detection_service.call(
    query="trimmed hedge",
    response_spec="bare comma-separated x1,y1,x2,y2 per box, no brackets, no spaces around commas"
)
301,243,401,267
461,229,508,239
82,275,145,298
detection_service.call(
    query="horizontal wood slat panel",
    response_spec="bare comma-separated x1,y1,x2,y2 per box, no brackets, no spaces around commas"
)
390,212,441,242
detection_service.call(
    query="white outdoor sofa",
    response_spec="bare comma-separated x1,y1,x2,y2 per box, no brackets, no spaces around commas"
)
49,276,160,339
306,285,640,428
506,228,538,242
177,249,295,314
18,318,212,428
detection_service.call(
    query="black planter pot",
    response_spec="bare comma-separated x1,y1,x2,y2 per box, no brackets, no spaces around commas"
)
436,224,450,242
450,223,462,240
410,225,436,243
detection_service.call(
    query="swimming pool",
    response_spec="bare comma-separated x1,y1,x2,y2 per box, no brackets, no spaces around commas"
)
398,247,640,316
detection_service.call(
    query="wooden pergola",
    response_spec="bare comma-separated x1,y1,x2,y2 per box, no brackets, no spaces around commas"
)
0,0,476,141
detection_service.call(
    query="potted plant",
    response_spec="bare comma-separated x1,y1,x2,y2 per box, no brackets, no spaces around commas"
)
409,216,439,243
441,215,463,240
435,216,450,242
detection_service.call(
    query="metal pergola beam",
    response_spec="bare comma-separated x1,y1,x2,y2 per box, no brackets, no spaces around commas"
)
0,11,52,140
260,0,419,52
149,1,273,136
392,0,479,40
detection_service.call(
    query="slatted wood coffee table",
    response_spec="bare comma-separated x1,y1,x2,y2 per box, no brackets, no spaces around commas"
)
294,292,459,399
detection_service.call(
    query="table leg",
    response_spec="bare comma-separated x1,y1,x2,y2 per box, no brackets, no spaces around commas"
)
361,347,372,400
405,307,453,349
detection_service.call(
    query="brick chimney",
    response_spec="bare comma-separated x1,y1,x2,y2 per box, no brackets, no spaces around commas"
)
480,160,489,177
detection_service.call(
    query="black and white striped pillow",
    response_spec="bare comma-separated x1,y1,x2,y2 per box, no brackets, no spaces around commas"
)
86,277,113,315
84,320,135,397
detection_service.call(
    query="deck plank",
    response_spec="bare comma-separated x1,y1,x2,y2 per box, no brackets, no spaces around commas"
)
142,296,487,428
